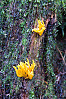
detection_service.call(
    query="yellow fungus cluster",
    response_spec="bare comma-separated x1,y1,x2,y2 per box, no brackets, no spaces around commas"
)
32,20,46,36
13,59,36,79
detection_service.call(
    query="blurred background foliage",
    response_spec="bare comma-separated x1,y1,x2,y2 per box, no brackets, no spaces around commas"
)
0,0,66,99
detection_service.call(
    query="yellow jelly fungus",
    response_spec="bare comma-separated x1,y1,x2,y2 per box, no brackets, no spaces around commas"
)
13,59,36,79
32,19,46,36
13,66,23,77
28,69,34,80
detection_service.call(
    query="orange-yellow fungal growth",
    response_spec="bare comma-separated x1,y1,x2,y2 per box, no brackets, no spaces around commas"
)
32,19,46,36
13,59,36,79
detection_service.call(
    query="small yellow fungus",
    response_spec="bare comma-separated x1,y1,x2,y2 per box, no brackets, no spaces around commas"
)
28,69,34,80
13,66,23,77
32,19,46,36
13,59,36,80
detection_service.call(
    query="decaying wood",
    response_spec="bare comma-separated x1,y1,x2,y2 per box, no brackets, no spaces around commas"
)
28,12,57,61
27,12,57,98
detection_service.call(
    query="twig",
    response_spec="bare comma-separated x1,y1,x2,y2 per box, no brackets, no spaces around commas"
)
56,46,66,65
60,72,66,75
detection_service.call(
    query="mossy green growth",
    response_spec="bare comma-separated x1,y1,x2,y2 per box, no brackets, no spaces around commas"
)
29,90,35,99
